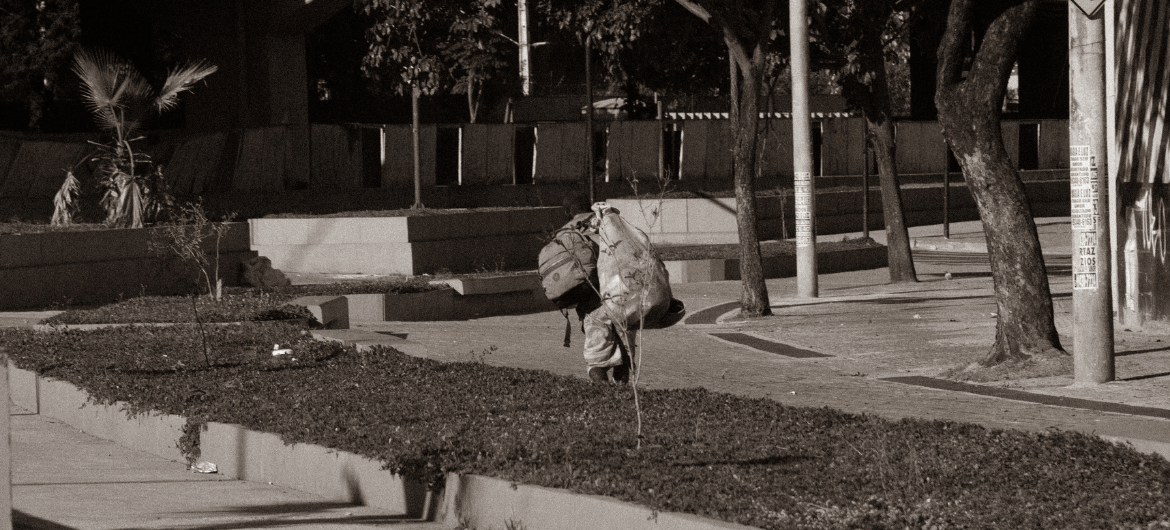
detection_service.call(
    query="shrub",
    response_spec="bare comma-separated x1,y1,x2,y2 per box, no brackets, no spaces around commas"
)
4,326,1170,529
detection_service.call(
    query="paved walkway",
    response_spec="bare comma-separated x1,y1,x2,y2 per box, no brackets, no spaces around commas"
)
8,216,1170,529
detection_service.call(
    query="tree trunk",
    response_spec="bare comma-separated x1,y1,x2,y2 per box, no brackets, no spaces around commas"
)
672,0,772,317
935,0,1065,365
467,76,479,124
731,53,771,316
858,33,916,282
869,118,916,282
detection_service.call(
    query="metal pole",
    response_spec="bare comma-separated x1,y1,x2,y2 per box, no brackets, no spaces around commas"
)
861,144,870,239
657,92,664,181
943,144,951,239
412,83,424,209
1069,1,1114,384
1104,0,1119,314
790,0,817,297
518,0,531,96
584,35,594,205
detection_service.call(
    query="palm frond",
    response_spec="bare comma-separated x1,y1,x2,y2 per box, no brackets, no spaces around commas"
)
156,60,219,113
120,177,145,228
73,49,124,130
51,171,81,226
73,48,154,133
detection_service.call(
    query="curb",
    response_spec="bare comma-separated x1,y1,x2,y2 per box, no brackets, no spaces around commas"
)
7,361,759,530
911,237,988,253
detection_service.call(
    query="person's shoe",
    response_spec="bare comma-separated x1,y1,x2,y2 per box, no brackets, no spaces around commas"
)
588,366,610,383
611,363,630,383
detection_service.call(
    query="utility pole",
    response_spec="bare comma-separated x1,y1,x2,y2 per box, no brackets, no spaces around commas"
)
411,82,424,209
790,0,817,297
585,34,594,204
518,0,532,96
1069,0,1113,384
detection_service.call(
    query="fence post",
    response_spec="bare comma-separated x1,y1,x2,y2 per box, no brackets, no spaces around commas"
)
862,144,870,239
943,143,951,239
0,349,10,530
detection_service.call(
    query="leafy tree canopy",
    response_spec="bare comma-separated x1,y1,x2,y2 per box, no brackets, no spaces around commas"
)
0,0,80,129
357,0,512,97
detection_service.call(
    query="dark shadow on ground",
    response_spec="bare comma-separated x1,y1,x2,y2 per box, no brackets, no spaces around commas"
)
1117,346,1170,357
15,509,78,530
114,502,426,530
1121,371,1170,382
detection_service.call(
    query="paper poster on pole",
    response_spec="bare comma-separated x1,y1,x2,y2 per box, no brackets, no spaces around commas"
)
1074,230,1099,290
794,172,813,247
1069,145,1098,231
1070,145,1099,290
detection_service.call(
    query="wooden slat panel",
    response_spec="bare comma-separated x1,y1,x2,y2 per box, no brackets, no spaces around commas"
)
381,125,436,188
820,118,864,176
534,123,585,183
166,133,228,195
704,120,734,180
1,141,89,198
484,124,515,185
606,121,660,184
460,124,489,185
310,124,361,190
679,121,708,180
756,119,793,178
895,121,945,174
233,127,287,191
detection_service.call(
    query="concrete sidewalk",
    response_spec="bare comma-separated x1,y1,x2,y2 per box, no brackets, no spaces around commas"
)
11,407,445,529
10,215,1170,529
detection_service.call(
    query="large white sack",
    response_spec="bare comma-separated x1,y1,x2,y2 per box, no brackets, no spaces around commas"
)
594,204,673,329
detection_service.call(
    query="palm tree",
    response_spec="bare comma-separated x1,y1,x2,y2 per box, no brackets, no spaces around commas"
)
53,48,217,228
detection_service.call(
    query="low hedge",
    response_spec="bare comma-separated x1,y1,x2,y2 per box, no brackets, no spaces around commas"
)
3,325,1169,529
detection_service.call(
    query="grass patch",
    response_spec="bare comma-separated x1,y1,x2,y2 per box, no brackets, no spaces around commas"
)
941,353,1074,383
3,326,1170,529
42,278,442,325
0,221,110,235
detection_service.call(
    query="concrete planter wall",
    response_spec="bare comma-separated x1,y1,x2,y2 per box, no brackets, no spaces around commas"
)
609,178,1069,246
9,360,757,529
249,208,568,275
302,274,556,323
665,244,890,283
0,223,256,310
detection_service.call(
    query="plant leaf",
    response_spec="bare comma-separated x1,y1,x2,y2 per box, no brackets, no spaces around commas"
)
156,60,219,113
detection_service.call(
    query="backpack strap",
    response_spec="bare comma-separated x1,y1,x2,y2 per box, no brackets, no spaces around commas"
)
561,308,573,348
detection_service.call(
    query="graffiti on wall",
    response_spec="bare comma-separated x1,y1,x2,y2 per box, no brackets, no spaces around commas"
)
1122,185,1170,319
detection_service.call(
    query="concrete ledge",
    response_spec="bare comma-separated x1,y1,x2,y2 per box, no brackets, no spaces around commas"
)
288,295,349,329
0,224,255,310
10,363,762,529
439,473,757,530
201,422,426,514
249,208,567,275
35,371,186,462
344,274,555,323
665,245,889,283
9,359,37,413
431,274,541,295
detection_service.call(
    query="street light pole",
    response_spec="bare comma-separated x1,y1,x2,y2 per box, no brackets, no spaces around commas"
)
1069,0,1113,384
412,82,424,210
790,0,817,298
585,34,594,205
518,0,532,96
